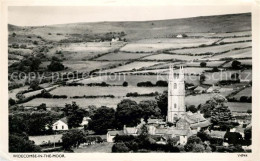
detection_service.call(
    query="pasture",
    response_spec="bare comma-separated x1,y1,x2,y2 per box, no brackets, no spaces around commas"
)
186,31,251,38
95,52,152,61
210,48,252,60
169,42,252,55
204,70,252,84
77,74,201,86
234,87,252,99
99,61,162,73
226,102,251,112
119,38,218,53
141,53,206,61
217,37,251,44
50,86,167,97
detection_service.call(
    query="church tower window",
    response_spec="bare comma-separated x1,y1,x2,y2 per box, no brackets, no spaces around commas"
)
174,83,177,89
174,103,177,108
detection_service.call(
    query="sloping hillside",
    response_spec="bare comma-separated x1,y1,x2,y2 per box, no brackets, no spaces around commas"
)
9,13,251,42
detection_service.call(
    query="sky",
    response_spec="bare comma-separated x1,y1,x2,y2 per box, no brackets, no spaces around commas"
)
8,5,251,26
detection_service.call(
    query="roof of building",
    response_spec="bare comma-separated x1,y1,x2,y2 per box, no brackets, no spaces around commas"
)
60,117,68,124
185,113,207,124
209,130,226,138
29,134,63,145
147,118,165,124
107,130,124,136
190,120,211,128
125,127,138,134
194,86,207,91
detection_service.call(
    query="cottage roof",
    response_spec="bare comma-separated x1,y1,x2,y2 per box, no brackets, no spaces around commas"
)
147,118,165,124
194,86,207,91
60,117,68,124
125,127,138,134
185,113,206,124
190,120,211,128
108,130,124,136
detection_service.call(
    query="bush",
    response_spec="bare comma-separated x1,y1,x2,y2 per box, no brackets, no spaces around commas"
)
112,143,130,152
122,81,128,87
231,60,242,69
137,81,154,87
9,98,16,106
200,62,207,67
47,61,65,71
155,80,168,87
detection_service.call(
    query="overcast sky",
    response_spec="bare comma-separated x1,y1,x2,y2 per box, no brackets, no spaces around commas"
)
8,5,251,26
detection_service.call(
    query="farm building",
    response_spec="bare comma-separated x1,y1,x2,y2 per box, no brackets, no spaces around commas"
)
207,85,221,93
106,130,124,142
52,117,69,131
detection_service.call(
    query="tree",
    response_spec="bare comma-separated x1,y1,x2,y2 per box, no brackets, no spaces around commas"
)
9,98,16,106
112,143,130,152
184,136,203,152
231,73,240,81
197,131,211,142
211,104,234,126
47,60,65,71
212,67,220,72
231,60,242,69
155,80,168,87
122,81,128,87
244,127,252,141
155,91,168,117
138,100,161,122
62,102,87,128
37,103,47,111
115,99,143,128
224,132,243,145
88,106,116,134
29,80,42,91
62,130,86,151
9,133,41,152
192,144,205,152
200,62,207,67
199,74,206,84
186,105,197,113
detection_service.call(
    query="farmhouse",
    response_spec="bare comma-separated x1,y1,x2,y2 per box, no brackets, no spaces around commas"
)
52,117,69,131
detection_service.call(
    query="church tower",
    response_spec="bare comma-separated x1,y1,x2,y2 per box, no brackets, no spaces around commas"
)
167,65,186,123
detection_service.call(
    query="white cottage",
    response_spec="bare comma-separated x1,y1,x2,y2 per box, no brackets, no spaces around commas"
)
52,117,69,131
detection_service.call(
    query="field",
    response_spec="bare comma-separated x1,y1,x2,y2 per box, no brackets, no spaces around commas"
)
226,102,251,112
184,61,225,67
73,143,114,153
169,42,251,55
50,86,167,97
217,37,251,44
99,61,162,73
95,52,152,61
141,53,206,61
210,48,252,60
222,59,252,67
234,87,252,99
22,97,157,108
186,31,251,38
204,70,252,84
119,38,218,52
47,42,125,60
78,74,201,86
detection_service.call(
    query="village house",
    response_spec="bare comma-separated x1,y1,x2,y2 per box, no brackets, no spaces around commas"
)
52,117,69,131
194,86,207,94
29,134,63,146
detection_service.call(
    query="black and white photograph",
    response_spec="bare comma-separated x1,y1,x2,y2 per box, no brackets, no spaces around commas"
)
3,1,258,157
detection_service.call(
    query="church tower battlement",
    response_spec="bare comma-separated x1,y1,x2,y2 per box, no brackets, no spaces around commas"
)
167,65,186,123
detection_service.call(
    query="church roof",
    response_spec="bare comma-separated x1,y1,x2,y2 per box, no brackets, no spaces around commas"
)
185,113,207,124
190,120,211,128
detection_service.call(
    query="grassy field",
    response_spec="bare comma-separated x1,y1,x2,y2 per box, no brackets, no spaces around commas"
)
217,37,251,44
222,59,252,67
73,143,113,153
234,87,252,99
210,48,251,60
204,70,252,84
99,61,162,73
50,86,167,97
95,52,152,61
22,96,157,108
169,42,251,55
226,102,251,112
186,31,251,38
141,53,206,61
119,38,218,53
78,74,201,86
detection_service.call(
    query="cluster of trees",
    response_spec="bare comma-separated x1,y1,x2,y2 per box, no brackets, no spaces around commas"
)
228,96,252,103
47,56,65,71
9,56,42,73
88,99,161,134
137,80,168,87
112,126,180,152
126,92,159,97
